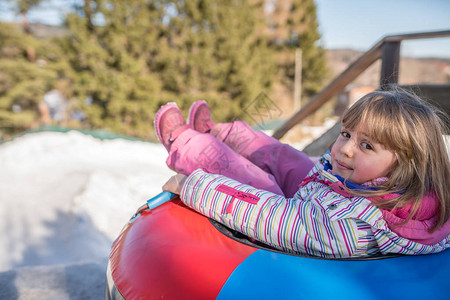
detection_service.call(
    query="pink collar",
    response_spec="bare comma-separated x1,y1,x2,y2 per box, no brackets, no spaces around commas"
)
377,193,449,245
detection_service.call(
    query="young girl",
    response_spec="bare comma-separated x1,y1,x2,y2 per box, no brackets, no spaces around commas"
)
155,90,450,258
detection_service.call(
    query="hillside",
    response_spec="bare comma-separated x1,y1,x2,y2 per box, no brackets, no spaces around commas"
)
326,48,450,87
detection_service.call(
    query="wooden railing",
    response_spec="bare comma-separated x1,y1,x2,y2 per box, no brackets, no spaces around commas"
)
272,30,450,139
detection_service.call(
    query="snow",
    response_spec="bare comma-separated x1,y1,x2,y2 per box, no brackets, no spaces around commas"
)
0,130,175,299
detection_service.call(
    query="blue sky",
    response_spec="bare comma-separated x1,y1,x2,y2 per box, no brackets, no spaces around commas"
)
1,0,449,58
315,0,450,58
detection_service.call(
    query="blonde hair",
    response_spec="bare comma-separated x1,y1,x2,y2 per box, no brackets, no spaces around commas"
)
342,89,450,232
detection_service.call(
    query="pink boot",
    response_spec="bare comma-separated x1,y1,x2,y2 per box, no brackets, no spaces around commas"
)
154,102,189,151
188,100,215,133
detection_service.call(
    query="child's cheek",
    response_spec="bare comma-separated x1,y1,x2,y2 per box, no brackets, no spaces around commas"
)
330,144,337,160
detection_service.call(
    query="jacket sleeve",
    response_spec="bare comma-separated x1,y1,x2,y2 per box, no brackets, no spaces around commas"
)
180,169,360,258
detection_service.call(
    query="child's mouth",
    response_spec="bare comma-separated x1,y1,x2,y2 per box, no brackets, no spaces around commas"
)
336,160,353,171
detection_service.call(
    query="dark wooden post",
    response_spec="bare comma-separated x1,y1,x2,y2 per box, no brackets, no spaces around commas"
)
380,41,401,88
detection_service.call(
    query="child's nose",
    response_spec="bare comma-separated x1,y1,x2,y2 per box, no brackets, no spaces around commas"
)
341,140,355,157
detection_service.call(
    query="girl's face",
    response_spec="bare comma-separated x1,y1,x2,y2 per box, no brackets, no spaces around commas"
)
330,125,396,184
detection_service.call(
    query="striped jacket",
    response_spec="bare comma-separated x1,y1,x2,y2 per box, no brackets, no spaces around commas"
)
180,154,450,258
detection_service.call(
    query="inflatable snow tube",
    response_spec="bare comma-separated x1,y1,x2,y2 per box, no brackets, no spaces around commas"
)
105,192,450,299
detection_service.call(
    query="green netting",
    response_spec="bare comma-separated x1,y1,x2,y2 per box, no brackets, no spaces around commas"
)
252,119,286,131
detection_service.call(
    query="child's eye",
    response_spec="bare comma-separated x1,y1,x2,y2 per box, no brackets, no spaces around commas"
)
361,142,373,150
340,131,350,139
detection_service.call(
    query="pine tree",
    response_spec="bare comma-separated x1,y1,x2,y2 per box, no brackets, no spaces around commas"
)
6,0,45,34
1,0,327,140
153,0,276,122
61,0,276,138
210,0,276,121
0,22,63,139
6,0,46,60
266,0,328,103
61,0,167,139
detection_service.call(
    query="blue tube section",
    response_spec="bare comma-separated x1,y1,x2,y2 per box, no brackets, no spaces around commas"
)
217,249,450,300
147,191,177,210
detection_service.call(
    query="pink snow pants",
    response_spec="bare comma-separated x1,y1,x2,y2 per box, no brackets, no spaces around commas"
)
166,121,314,197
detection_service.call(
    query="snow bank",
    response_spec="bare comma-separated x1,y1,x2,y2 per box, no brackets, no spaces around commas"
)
0,130,174,298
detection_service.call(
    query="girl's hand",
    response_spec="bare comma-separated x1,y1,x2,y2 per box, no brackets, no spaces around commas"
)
162,173,188,195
